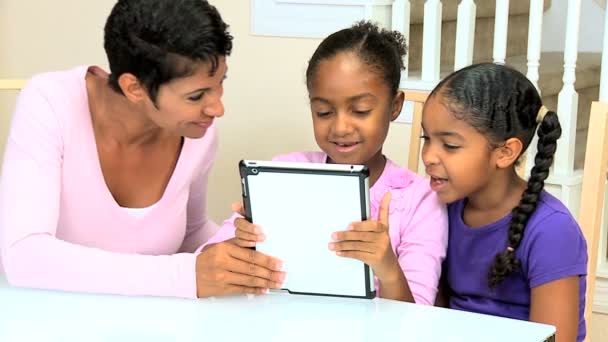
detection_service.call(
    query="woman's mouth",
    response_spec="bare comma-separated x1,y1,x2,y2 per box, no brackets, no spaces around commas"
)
194,120,213,129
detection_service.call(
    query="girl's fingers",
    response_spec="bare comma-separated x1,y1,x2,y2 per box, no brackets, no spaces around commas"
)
329,241,376,253
348,221,386,232
334,250,372,263
332,231,377,243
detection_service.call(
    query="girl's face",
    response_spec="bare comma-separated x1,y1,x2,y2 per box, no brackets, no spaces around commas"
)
421,94,500,204
308,52,403,167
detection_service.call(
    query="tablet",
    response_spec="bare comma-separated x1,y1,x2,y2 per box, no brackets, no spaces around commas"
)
239,160,375,299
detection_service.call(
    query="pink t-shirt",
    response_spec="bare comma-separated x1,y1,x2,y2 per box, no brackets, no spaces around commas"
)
204,152,448,305
0,66,219,298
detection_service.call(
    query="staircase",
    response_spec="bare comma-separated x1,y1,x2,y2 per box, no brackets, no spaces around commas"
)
403,0,601,170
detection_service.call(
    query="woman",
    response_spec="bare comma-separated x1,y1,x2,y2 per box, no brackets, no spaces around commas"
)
0,0,285,298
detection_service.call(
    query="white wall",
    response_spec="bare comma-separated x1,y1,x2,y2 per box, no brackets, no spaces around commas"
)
0,1,113,76
542,0,606,52
0,0,411,222
0,0,116,172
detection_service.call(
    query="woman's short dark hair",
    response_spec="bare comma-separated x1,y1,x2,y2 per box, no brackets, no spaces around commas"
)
104,0,233,102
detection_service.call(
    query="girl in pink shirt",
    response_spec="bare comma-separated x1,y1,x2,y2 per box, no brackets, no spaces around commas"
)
205,22,448,304
0,0,284,298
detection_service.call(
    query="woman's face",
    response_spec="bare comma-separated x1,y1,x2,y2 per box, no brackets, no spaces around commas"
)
144,57,227,139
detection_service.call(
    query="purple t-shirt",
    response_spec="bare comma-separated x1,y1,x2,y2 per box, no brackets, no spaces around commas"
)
446,191,587,341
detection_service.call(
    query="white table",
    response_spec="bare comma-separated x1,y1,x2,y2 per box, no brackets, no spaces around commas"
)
0,283,555,342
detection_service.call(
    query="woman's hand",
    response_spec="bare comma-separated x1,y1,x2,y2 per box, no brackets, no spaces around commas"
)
195,241,285,297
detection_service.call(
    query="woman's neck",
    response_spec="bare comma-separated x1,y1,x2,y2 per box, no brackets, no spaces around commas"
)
86,70,166,147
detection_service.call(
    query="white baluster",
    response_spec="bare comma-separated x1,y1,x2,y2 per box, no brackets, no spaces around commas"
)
422,0,442,82
555,0,582,175
526,0,544,91
392,0,411,79
600,4,608,102
364,4,373,19
522,0,545,176
454,0,476,70
493,0,510,64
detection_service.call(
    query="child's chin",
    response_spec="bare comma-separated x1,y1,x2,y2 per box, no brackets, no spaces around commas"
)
436,190,460,204
326,154,364,165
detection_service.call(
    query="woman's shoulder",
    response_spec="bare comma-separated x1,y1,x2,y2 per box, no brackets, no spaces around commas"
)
8,66,91,147
17,66,90,124
23,66,89,99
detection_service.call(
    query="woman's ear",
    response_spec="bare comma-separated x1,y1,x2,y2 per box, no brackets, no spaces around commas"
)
494,137,524,169
117,73,148,103
390,90,405,122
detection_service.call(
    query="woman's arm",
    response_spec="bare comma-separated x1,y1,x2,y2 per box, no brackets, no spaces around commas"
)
1,78,283,298
0,79,200,298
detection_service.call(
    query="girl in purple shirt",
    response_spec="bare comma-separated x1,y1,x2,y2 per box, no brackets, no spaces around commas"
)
421,63,587,341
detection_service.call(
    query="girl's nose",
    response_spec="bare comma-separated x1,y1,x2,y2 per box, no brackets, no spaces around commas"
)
332,112,353,136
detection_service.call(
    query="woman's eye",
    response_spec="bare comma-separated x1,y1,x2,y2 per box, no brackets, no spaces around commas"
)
420,135,430,141
444,144,460,150
188,93,204,101
317,111,332,117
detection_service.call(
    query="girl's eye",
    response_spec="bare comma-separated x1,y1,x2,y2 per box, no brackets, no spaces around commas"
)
317,111,332,117
444,144,460,150
188,93,204,101
353,110,371,116
420,135,430,141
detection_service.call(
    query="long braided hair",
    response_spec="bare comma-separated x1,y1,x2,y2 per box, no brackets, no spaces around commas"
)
430,63,562,287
